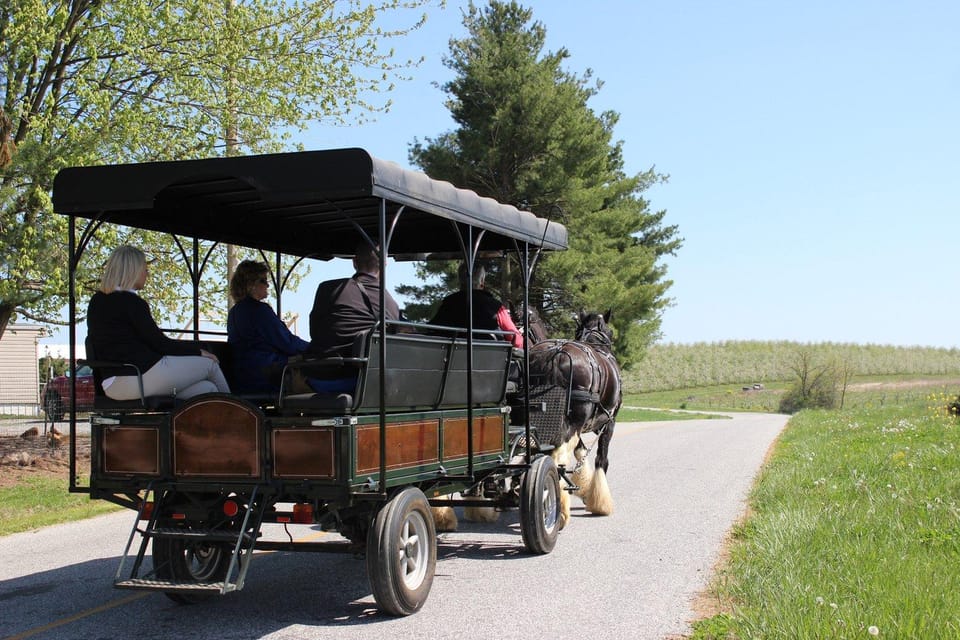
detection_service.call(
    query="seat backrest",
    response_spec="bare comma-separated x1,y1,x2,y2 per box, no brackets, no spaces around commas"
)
351,332,513,412
438,337,513,407
354,332,448,411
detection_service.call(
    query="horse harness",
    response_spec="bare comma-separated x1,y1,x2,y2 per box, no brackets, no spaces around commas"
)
531,338,621,432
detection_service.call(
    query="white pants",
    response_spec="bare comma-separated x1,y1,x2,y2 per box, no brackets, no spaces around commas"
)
105,355,231,401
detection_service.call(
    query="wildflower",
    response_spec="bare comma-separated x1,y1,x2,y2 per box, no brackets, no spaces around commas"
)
815,596,824,605
868,625,880,636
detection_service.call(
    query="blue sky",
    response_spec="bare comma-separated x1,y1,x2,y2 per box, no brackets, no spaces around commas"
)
42,0,960,350
301,0,960,348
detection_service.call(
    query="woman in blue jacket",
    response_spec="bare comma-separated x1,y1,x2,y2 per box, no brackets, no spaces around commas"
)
227,260,310,393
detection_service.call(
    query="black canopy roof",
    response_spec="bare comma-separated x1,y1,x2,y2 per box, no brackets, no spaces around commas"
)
52,148,567,258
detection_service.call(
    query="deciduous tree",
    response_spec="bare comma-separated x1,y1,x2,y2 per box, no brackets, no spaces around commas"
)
0,0,436,339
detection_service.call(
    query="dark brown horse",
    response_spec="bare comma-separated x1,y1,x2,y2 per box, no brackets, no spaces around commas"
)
524,310,623,527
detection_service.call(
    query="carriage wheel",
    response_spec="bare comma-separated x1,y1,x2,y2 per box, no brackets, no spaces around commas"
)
366,487,437,616
152,533,232,604
519,454,560,554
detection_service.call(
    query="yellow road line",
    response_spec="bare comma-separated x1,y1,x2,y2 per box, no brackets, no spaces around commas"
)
3,592,150,640
3,528,329,640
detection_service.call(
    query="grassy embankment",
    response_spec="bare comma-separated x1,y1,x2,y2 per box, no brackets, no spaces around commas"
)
0,469,118,536
690,396,960,639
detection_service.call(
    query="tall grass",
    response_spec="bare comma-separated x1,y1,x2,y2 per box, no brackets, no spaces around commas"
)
626,341,960,393
704,399,960,638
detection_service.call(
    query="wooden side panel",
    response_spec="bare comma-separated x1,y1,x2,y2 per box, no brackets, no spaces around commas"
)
173,398,260,477
102,427,160,475
272,429,335,479
355,419,440,475
442,415,506,460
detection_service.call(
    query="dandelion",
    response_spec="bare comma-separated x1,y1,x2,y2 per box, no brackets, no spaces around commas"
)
868,625,880,636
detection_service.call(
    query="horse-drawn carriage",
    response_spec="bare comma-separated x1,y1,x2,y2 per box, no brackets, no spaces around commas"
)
54,148,617,615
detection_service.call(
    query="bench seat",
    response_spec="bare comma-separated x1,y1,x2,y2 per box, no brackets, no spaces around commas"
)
279,330,514,416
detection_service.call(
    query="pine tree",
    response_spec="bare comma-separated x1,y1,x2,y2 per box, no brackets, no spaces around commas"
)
406,1,681,365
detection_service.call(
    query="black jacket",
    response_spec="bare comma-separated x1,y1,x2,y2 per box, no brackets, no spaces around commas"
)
87,290,201,377
308,273,400,357
430,289,503,333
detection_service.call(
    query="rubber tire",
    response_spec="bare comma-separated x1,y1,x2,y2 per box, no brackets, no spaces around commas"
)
152,535,232,604
366,487,437,616
44,391,64,422
519,454,561,554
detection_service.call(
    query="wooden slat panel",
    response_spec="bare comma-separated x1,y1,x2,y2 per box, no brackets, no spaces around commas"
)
272,429,335,479
442,415,506,460
103,427,160,475
356,419,440,474
174,398,260,477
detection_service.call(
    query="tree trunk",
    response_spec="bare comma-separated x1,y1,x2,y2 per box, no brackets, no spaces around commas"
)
0,302,15,342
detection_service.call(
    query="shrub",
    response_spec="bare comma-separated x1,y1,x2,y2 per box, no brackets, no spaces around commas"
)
949,394,960,419
778,350,852,414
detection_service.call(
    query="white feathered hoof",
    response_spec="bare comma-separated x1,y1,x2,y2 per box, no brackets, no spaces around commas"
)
570,455,595,500
432,505,459,532
558,483,571,530
463,506,500,523
583,467,613,516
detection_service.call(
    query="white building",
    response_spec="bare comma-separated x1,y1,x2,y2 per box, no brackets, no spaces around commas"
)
0,324,45,416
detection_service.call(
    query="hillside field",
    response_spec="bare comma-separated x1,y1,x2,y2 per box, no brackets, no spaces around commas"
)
622,341,960,413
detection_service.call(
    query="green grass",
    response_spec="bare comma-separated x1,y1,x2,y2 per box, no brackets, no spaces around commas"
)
618,406,729,421
709,399,960,638
0,476,120,536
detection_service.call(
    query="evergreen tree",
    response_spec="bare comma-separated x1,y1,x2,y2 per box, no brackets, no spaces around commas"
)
405,0,681,365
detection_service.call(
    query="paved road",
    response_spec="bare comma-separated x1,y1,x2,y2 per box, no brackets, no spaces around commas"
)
0,412,788,640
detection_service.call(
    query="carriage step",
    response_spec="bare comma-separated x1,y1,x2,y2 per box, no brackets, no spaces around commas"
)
148,528,251,543
115,578,236,595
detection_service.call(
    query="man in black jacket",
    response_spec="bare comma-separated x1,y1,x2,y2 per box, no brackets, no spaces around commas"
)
308,242,401,358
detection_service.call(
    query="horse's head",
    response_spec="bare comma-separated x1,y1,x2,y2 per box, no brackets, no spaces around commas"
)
514,306,550,344
575,310,614,350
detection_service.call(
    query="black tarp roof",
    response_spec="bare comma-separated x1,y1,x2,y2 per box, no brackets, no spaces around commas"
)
52,148,567,258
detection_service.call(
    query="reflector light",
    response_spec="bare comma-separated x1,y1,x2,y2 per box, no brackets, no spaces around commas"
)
276,516,291,523
139,501,155,521
222,500,239,517
172,513,186,520
293,503,313,524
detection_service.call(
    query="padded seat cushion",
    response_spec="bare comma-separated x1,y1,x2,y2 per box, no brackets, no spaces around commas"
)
280,392,353,413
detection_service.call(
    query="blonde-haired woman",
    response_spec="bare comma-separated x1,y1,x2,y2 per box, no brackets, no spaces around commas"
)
86,245,230,400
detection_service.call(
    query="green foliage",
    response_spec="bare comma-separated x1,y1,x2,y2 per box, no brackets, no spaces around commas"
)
405,0,681,366
0,0,434,339
718,402,960,638
38,355,66,382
